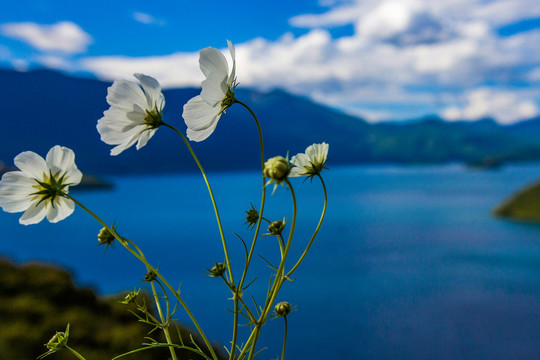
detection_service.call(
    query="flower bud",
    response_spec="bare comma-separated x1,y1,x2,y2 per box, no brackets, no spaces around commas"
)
207,262,227,277
143,269,157,282
97,227,115,248
120,289,140,305
44,324,70,352
267,219,285,236
245,204,259,229
274,302,291,317
263,156,290,183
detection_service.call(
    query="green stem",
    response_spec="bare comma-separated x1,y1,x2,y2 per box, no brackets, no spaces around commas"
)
230,300,239,360
162,122,234,285
150,280,177,360
286,174,327,277
281,317,288,360
67,195,218,360
235,99,267,291
233,99,266,359
244,180,297,360
66,346,87,360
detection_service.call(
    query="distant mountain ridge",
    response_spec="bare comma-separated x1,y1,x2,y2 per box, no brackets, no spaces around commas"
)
2,68,540,174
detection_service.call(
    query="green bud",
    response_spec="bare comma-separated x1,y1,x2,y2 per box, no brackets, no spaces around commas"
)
207,262,227,277
120,289,140,305
274,302,291,317
143,269,157,282
245,204,259,229
266,219,286,236
44,323,70,352
97,226,116,250
263,156,290,183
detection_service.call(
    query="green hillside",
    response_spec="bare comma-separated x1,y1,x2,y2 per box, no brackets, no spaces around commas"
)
0,258,224,360
493,181,540,223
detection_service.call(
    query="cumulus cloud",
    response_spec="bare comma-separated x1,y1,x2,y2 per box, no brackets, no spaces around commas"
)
81,52,200,88
1,21,92,54
441,88,539,124
77,0,540,122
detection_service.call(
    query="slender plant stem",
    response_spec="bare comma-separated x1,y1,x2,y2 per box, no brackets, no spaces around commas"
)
67,195,218,360
286,174,327,277
235,99,267,291
232,99,266,359
220,275,257,323
162,122,234,285
150,280,178,360
281,317,288,360
243,180,297,360
66,346,87,360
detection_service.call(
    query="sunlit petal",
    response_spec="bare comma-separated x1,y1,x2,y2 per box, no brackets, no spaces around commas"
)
14,151,48,180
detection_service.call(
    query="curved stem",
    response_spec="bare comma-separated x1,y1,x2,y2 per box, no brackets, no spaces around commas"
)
162,122,234,285
286,174,327,277
67,195,218,360
244,180,297,360
150,280,177,360
235,99,267,291
66,346,87,360
233,99,266,358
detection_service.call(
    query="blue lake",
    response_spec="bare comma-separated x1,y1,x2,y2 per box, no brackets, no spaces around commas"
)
1,164,540,359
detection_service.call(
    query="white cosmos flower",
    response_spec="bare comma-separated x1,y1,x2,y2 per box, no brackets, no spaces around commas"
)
290,143,329,178
183,40,237,142
0,146,83,225
97,73,165,156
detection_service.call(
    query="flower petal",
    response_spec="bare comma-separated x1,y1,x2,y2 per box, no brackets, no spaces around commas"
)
106,79,148,111
46,197,75,223
227,40,236,86
14,151,48,181
110,134,141,156
134,73,165,110
46,146,83,186
183,95,221,131
136,128,157,150
186,120,219,142
200,72,228,106
0,172,35,212
199,47,228,79
19,201,48,225
45,145,73,174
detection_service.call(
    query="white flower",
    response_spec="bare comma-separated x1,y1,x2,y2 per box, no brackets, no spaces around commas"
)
0,146,83,225
183,40,237,142
290,143,329,178
97,73,165,156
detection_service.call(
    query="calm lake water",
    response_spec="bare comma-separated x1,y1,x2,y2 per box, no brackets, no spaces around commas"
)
1,164,540,360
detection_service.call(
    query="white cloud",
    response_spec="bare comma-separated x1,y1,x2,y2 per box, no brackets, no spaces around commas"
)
133,12,165,26
1,21,92,54
81,52,200,88
74,0,540,122
291,0,540,30
37,55,74,71
441,88,539,124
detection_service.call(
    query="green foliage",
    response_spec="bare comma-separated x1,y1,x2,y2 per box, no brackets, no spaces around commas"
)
493,180,540,222
0,259,224,360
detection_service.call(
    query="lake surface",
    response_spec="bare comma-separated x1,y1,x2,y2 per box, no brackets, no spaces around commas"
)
1,164,540,359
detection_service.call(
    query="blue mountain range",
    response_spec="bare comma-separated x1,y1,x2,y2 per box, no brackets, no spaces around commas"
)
2,69,540,174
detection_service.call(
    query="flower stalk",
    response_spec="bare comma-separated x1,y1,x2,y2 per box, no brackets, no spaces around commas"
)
0,39,330,360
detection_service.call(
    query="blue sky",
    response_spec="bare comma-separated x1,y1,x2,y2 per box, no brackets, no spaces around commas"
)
1,0,540,123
